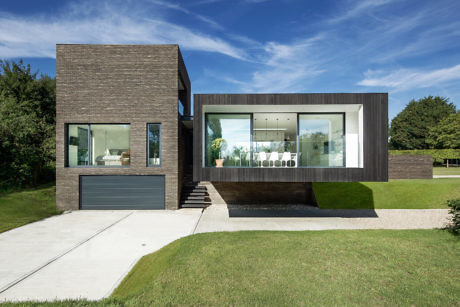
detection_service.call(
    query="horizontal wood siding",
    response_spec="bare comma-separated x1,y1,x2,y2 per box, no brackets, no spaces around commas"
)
389,155,433,179
193,93,388,182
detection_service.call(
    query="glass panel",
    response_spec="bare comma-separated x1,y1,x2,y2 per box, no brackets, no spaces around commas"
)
148,124,161,166
299,114,344,167
178,100,184,116
91,124,130,166
253,113,297,167
68,124,89,166
67,124,130,167
205,114,251,167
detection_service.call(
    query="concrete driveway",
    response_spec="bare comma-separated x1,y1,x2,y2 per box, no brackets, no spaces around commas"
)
0,210,202,302
194,205,450,233
0,206,451,302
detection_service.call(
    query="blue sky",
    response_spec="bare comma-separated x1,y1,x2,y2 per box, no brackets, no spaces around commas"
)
1,0,459,119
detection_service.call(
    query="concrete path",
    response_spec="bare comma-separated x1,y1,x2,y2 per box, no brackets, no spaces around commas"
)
0,206,451,302
433,175,460,178
0,210,202,302
194,205,450,233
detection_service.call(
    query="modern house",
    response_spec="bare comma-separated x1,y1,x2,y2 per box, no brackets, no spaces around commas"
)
56,44,388,211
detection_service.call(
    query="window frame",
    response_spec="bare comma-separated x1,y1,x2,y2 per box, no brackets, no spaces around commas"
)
202,112,348,168
204,113,253,168
65,123,131,168
147,123,162,167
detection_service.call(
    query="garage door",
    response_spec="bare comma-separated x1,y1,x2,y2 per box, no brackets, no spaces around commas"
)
80,175,165,210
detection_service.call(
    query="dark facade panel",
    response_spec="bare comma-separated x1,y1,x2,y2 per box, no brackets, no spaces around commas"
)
80,175,165,209
389,155,432,179
193,93,388,182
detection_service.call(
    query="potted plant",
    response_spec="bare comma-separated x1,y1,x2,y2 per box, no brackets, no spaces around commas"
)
211,138,227,167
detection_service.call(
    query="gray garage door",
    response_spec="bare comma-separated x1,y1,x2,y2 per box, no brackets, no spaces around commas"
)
80,175,165,210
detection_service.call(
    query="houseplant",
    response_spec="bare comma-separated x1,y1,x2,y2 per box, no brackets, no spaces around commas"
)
211,138,227,167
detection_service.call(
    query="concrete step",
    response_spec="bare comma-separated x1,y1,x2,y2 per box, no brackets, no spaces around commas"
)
184,192,207,197
181,199,208,204
183,187,207,193
180,203,210,208
182,196,205,201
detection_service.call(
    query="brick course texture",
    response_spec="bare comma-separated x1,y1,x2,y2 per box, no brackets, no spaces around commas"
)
388,155,433,179
56,44,190,210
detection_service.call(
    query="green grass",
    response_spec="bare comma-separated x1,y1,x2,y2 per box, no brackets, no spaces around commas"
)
313,179,460,209
110,230,459,306
3,230,459,306
0,184,60,233
434,167,460,176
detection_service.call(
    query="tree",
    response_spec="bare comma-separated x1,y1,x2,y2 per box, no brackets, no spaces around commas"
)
389,96,456,150
0,60,56,187
427,112,460,149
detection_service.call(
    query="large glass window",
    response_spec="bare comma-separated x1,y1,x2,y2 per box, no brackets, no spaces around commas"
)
148,124,161,166
298,114,344,167
205,114,251,167
253,113,297,167
203,111,354,168
67,124,130,167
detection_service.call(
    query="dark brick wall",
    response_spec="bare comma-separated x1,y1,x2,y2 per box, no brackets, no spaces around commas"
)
211,182,317,205
56,44,187,210
388,155,433,179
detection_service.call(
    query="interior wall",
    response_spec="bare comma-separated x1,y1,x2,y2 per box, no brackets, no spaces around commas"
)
359,106,364,168
92,127,130,159
345,111,360,167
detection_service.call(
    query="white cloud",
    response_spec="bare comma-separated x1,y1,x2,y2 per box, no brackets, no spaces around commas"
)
329,0,396,23
0,1,245,60
238,37,325,92
148,0,223,29
358,64,460,91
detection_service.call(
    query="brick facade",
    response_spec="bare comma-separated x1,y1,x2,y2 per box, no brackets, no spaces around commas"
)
56,44,190,210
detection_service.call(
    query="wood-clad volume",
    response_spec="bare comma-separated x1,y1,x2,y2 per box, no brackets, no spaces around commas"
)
193,93,388,182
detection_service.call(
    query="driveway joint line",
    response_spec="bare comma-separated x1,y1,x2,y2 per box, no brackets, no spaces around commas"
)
192,208,205,234
0,212,133,295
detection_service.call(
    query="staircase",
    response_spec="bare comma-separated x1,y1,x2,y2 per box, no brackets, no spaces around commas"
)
180,169,211,209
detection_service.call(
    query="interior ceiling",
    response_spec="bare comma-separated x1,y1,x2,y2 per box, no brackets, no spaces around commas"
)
203,104,362,113
253,113,297,132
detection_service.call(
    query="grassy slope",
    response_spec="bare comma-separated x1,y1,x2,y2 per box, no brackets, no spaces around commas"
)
0,184,60,233
110,230,459,306
313,179,460,209
434,167,460,175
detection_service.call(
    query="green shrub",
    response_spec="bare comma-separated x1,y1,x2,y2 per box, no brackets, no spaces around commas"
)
389,149,460,164
444,199,460,234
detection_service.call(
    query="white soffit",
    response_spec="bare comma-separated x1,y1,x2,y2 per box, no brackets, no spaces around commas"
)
203,104,362,113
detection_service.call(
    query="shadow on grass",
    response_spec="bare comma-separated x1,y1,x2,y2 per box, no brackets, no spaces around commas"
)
227,207,378,218
227,182,376,218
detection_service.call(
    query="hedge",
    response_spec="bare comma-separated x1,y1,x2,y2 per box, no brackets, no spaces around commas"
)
389,149,460,164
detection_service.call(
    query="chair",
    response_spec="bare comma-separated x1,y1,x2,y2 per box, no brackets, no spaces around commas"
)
120,150,130,166
269,152,279,167
290,153,301,167
244,152,251,166
257,152,267,167
233,153,241,166
281,152,291,167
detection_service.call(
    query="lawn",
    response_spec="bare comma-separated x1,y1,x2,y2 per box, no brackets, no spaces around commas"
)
0,184,60,233
108,230,460,306
313,178,460,209
434,167,460,176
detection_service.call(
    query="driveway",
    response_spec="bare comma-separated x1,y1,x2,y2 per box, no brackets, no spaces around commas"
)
194,205,450,233
0,210,202,302
0,206,451,302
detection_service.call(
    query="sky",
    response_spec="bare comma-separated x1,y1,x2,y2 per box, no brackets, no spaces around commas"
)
1,0,459,120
